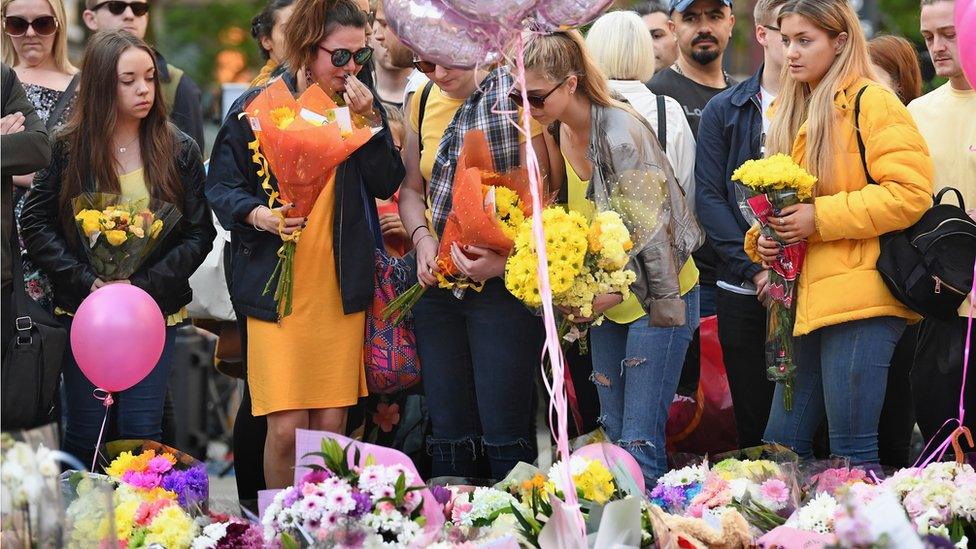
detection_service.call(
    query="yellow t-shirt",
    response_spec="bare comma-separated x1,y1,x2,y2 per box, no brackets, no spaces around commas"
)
408,82,543,182
564,156,699,325
908,83,976,317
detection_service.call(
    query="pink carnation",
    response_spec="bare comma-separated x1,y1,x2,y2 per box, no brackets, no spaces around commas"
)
688,475,732,518
134,499,169,526
122,470,162,490
146,456,174,475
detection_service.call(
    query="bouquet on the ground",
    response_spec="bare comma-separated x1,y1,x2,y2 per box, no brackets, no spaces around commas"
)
1,436,63,548
648,463,708,515
102,440,209,512
880,461,976,546
73,192,181,281
384,130,534,324
735,153,817,411
504,206,637,350
191,513,263,549
263,438,433,547
245,78,378,317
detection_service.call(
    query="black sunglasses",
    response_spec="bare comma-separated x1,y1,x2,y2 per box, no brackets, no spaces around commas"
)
319,45,373,67
509,77,569,109
91,1,150,17
412,59,436,74
3,15,57,37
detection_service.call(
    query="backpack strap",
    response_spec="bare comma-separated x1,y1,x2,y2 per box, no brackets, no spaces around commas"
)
853,85,877,186
656,94,667,154
161,64,183,113
46,73,78,133
416,80,434,156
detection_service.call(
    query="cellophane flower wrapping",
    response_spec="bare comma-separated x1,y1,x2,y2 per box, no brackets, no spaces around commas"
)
1,435,64,547
72,191,182,281
383,130,535,324
102,439,209,514
191,513,263,549
244,78,377,317
732,154,817,411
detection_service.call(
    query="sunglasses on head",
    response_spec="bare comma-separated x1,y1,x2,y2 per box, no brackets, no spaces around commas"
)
412,59,436,74
319,45,373,67
3,15,58,37
509,76,569,109
90,1,149,17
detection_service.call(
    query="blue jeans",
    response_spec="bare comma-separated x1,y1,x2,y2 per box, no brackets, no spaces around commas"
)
589,288,700,487
61,317,177,468
763,316,906,465
412,279,544,479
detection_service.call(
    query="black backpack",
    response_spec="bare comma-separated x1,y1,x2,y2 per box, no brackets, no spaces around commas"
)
854,86,976,319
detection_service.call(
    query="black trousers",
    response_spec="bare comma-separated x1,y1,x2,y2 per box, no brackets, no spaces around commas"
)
232,315,267,512
912,316,976,444
716,287,775,449
877,323,918,468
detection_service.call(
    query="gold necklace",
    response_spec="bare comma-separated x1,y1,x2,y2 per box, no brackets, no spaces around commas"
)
117,135,138,154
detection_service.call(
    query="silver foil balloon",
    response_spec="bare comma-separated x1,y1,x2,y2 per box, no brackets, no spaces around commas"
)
442,0,541,28
381,0,500,69
536,0,615,29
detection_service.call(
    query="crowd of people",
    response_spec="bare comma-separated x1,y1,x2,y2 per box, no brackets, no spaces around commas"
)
1,0,973,512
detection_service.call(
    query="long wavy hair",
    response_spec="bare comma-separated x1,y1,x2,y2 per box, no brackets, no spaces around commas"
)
59,31,182,238
1,0,76,73
765,0,878,194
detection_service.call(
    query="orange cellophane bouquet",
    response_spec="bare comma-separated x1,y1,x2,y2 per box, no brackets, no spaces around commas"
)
245,78,376,317
383,130,536,323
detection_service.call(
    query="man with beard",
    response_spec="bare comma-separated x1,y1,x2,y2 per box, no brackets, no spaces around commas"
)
373,1,428,110
906,0,976,446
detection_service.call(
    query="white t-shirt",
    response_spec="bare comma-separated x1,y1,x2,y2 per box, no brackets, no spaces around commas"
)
760,85,776,139
402,70,430,110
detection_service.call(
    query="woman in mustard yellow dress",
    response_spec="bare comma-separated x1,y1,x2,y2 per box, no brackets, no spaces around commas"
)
206,0,404,488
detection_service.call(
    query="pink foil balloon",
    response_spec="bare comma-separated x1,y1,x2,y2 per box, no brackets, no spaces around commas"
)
536,0,614,29
70,284,165,393
956,0,976,88
442,0,540,28
381,0,499,69
572,442,646,494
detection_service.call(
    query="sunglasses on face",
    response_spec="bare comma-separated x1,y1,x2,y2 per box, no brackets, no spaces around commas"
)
509,76,569,109
3,15,58,37
90,1,149,17
412,59,436,74
319,45,373,67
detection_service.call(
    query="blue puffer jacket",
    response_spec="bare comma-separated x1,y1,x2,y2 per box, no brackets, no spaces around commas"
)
694,66,767,288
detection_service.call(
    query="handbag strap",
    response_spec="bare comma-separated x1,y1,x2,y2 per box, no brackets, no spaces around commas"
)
853,85,877,186
656,94,667,154
8,221,34,344
46,74,78,133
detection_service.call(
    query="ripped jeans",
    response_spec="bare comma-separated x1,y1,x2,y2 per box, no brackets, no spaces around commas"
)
589,288,699,487
412,280,544,480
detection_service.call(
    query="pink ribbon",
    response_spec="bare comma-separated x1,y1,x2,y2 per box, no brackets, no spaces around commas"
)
92,388,114,472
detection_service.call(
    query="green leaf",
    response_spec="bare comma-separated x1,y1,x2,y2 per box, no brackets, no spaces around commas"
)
281,532,300,549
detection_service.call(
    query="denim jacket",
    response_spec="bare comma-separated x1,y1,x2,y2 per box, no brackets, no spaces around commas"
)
588,103,703,327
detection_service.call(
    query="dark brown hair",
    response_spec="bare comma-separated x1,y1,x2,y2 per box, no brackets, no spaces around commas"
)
282,0,368,72
60,30,182,237
868,34,923,105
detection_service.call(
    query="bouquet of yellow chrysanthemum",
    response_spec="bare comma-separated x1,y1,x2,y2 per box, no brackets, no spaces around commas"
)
383,130,534,324
505,207,637,351
73,192,181,281
732,153,817,411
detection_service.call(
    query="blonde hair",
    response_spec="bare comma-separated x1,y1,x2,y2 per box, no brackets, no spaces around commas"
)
1,0,76,73
586,11,656,82
766,0,877,194
522,30,617,108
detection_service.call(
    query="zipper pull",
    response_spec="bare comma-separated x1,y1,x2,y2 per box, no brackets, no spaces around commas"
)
934,276,942,294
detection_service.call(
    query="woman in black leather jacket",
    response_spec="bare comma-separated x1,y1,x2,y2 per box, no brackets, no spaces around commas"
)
20,31,214,467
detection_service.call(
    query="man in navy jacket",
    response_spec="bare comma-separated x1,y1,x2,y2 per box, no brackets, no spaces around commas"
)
694,0,785,448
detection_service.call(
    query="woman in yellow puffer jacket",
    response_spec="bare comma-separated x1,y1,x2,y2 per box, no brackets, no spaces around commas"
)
750,0,932,465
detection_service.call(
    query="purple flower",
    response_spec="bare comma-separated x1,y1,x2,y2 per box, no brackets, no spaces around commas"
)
161,464,209,508
922,534,956,549
282,487,301,508
430,485,451,506
122,470,162,489
662,486,688,510
350,491,372,518
301,469,332,485
219,521,264,549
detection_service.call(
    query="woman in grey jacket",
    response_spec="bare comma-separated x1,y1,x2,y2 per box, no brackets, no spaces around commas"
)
518,30,703,487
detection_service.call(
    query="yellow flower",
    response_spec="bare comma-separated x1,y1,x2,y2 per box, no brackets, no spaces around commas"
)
106,451,138,479
75,210,103,237
149,219,164,238
143,504,199,548
104,230,127,246
732,153,817,199
270,106,296,129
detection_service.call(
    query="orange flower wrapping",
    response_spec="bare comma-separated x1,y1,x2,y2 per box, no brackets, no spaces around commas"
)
244,78,376,317
434,130,534,278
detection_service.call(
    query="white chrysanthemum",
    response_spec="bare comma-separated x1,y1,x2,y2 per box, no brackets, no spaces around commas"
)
656,464,708,488
796,492,839,534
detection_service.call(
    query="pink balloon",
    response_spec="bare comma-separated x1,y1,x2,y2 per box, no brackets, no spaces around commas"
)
70,284,165,393
442,0,540,28
535,0,614,29
956,0,976,88
381,0,503,69
572,442,646,494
